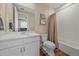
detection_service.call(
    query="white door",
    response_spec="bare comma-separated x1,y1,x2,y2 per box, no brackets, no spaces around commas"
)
0,45,23,56
24,41,40,56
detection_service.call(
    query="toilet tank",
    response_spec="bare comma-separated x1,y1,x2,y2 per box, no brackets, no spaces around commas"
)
41,34,48,42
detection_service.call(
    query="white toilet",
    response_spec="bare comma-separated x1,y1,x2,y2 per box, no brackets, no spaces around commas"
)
41,34,55,56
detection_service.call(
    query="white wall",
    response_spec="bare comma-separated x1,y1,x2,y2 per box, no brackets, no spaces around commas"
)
57,4,79,43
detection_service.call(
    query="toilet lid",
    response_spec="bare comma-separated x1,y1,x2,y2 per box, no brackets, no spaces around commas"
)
43,41,55,49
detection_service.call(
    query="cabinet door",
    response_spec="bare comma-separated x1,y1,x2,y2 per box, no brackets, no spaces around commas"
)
0,45,23,56
24,40,40,56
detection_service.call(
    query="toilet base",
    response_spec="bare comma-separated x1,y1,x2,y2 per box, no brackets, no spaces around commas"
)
42,46,55,56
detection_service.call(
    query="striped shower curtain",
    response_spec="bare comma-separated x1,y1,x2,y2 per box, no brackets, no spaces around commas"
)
48,13,59,48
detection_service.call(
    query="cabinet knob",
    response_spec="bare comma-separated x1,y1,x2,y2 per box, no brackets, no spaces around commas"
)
20,48,22,52
20,47,25,53
23,47,25,52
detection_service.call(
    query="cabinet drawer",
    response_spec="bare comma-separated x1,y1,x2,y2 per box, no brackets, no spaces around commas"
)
0,39,23,50
23,36,40,44
0,45,23,56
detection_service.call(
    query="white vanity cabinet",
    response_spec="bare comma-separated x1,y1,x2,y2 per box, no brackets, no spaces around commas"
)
23,37,40,56
0,39,24,56
0,45,23,56
0,35,40,56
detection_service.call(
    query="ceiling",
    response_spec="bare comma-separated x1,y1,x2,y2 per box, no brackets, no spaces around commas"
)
15,3,67,12
47,3,66,10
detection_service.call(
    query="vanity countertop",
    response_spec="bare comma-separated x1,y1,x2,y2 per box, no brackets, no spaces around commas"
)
0,32,40,42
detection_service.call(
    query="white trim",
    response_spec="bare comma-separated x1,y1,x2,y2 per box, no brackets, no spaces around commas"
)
56,3,75,13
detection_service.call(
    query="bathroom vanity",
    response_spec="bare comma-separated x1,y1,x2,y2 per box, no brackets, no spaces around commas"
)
0,3,40,56
0,32,40,56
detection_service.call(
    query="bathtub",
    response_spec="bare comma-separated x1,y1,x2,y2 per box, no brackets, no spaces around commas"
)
59,39,79,56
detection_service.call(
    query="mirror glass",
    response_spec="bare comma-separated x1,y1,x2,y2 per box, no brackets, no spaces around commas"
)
13,4,35,32
13,4,28,32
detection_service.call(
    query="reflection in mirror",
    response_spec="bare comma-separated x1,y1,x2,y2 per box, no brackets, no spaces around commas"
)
13,4,28,32
13,4,35,32
0,17,4,30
